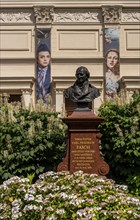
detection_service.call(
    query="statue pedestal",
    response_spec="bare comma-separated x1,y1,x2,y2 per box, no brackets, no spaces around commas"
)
57,110,110,176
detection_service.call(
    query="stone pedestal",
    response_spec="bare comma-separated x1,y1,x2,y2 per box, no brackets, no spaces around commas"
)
57,110,110,176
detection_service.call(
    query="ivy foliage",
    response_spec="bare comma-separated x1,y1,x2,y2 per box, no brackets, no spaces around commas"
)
98,92,140,196
0,100,67,183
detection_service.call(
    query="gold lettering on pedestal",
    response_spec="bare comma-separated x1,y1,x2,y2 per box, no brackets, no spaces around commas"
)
76,145,90,150
71,136,95,171
73,160,94,163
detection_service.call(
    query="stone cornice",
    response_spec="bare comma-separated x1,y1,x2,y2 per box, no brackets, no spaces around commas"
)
0,76,35,83
0,7,139,24
0,77,35,92
1,1,140,8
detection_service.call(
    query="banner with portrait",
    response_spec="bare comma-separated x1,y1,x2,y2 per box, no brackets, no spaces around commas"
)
104,27,120,101
36,29,51,103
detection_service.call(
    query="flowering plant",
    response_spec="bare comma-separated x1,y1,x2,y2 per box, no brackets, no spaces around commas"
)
98,91,140,195
0,171,140,220
0,98,67,183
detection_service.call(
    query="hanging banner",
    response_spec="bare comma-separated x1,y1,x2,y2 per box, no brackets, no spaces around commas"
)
36,29,51,103
104,27,120,101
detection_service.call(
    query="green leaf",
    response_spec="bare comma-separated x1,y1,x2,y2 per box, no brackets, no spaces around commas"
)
3,172,11,180
134,150,139,157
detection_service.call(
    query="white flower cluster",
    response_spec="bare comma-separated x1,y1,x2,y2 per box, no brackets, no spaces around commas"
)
0,171,140,219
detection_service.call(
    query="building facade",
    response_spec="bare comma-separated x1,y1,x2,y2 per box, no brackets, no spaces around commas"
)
0,0,140,112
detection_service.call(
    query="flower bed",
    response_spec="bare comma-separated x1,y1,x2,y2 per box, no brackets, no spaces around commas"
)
0,171,140,220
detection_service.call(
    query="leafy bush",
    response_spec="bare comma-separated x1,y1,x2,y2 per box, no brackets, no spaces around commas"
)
0,171,140,220
98,91,140,196
0,99,67,183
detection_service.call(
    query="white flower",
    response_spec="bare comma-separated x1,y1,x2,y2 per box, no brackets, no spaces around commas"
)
59,192,69,199
23,204,43,212
116,184,128,191
24,193,34,201
60,185,70,190
126,197,140,205
53,186,60,191
77,209,86,217
12,199,22,207
12,212,22,220
12,207,22,219
35,194,43,203
95,178,105,183
102,210,108,215
3,176,21,186
74,170,84,176
17,187,26,193
46,206,54,211
108,195,116,201
28,186,36,194
90,174,98,177
12,206,20,213
68,194,77,200
56,208,65,215
23,204,34,212
46,214,57,220
69,198,85,206
93,206,102,211
21,178,30,183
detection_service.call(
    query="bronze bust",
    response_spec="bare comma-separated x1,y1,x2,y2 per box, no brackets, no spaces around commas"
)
64,66,100,103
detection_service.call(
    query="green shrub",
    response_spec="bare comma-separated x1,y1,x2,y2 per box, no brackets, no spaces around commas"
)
0,99,67,183
98,91,140,196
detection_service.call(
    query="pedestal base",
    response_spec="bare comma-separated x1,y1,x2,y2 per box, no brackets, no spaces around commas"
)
57,110,109,176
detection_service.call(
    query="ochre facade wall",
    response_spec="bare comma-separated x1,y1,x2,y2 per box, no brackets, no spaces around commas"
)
0,1,140,111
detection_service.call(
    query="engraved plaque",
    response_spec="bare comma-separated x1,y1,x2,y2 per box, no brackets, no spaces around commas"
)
70,133,96,173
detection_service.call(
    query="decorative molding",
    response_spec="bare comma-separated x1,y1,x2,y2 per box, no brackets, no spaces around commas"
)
34,7,54,24
0,9,34,23
122,9,140,23
54,9,102,23
22,90,32,95
55,88,64,94
1,8,140,25
102,6,122,24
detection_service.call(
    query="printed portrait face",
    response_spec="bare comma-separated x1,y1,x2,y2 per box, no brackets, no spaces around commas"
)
36,29,51,103
104,27,121,101
106,51,119,71
37,51,51,68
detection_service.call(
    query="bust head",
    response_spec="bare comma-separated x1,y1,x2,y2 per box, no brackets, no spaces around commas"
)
75,66,90,84
64,66,100,105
